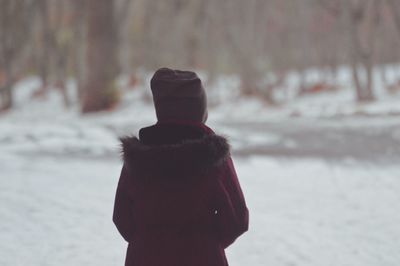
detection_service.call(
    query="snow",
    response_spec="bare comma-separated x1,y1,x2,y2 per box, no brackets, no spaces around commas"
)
0,156,125,266
1,74,400,265
1,154,399,266
228,158,400,266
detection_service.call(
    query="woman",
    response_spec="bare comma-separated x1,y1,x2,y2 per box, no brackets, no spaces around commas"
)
113,68,249,266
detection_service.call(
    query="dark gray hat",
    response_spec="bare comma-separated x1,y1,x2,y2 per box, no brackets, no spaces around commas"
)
150,68,207,123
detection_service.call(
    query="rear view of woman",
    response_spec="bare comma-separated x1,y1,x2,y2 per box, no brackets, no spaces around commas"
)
113,68,249,266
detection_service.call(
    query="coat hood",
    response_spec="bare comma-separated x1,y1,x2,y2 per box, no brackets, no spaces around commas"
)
120,134,230,178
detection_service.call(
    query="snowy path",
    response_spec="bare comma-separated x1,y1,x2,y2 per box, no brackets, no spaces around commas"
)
216,118,400,163
3,116,400,164
1,153,399,266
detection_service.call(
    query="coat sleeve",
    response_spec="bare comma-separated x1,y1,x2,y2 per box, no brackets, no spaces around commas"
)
113,165,135,243
214,157,249,248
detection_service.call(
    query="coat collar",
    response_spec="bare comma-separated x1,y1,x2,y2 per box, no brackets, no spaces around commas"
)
120,128,230,178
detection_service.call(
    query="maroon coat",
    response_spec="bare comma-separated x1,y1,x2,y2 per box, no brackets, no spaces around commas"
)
113,122,249,266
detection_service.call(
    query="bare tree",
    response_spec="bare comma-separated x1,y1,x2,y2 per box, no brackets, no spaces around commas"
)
82,0,119,113
0,0,34,110
70,0,87,102
319,0,378,101
387,0,400,37
36,0,51,94
344,0,380,101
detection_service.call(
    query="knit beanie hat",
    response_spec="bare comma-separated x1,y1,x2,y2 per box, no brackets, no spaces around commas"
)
150,68,207,123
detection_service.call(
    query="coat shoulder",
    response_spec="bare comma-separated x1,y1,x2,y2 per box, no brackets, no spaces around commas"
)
119,133,230,178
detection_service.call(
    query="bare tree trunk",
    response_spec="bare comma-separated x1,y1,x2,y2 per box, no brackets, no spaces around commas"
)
0,51,15,110
71,0,87,103
115,0,132,76
38,0,51,93
53,2,71,108
387,0,400,37
0,69,13,110
55,56,70,108
0,0,33,110
82,0,119,113
0,6,13,110
349,19,365,100
0,86,12,110
364,56,374,100
344,0,376,102
350,62,364,101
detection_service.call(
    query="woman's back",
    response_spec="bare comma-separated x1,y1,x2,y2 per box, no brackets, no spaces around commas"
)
113,68,248,266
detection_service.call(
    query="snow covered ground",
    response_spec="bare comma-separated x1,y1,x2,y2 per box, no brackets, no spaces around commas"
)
1,154,399,266
1,76,400,265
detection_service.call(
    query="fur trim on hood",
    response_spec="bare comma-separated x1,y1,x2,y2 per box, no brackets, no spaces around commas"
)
120,134,230,178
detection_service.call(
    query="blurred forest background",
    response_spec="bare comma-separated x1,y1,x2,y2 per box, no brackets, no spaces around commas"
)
2,2,400,265
2,0,400,112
